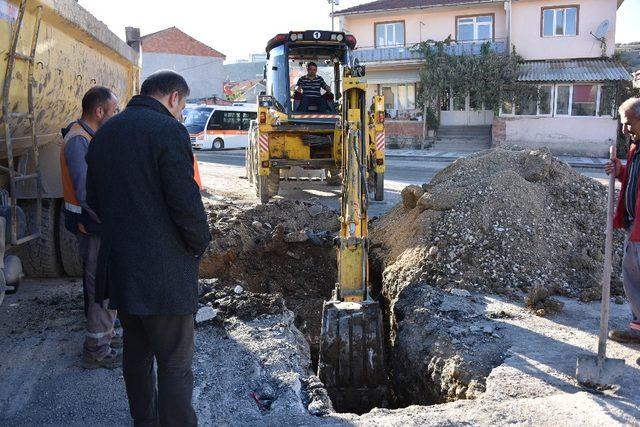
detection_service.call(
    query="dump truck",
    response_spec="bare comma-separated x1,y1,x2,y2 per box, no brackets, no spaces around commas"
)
0,0,140,304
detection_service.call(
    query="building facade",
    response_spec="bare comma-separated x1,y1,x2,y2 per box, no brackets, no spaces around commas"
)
335,0,630,156
139,27,226,100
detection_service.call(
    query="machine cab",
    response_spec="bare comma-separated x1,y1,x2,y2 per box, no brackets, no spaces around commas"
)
264,31,357,121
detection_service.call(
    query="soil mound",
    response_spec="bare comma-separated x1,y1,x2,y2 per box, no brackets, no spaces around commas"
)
199,199,340,355
370,147,625,407
372,147,624,302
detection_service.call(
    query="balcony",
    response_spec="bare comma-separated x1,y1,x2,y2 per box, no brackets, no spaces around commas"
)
352,39,508,64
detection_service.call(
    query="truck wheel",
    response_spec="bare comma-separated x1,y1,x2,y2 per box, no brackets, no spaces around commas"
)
15,199,63,277
374,172,384,201
325,168,341,186
58,207,83,277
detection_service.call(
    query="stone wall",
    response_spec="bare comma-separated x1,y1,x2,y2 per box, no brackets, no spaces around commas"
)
385,120,425,149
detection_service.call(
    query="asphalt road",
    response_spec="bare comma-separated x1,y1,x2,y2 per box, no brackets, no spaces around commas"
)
195,149,609,216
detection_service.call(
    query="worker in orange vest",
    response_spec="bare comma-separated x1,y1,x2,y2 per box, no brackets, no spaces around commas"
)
60,86,121,369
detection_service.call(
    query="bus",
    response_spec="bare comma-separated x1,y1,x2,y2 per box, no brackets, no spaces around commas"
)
184,104,257,150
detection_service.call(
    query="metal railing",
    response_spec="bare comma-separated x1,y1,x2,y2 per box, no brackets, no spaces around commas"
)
352,39,508,63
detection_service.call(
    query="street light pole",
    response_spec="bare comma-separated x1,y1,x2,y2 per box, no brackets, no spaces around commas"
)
328,0,339,31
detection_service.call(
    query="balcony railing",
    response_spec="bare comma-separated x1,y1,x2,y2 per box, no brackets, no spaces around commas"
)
352,39,508,64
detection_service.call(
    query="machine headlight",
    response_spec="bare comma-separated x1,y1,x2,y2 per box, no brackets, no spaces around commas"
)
290,33,298,41
336,34,344,42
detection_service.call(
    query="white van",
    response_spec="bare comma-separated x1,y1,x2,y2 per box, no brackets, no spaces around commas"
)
185,104,257,150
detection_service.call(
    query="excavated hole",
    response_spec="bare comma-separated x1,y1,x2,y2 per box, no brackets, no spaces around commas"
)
199,200,484,415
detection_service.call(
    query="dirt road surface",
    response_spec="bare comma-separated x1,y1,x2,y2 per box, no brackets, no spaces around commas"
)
1,151,635,426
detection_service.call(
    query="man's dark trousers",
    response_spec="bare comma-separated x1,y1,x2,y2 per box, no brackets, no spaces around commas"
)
119,313,197,427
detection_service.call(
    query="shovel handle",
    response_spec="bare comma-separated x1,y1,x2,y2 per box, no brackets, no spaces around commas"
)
598,145,616,362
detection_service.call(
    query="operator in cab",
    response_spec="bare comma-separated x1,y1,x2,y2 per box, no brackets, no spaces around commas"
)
294,62,338,113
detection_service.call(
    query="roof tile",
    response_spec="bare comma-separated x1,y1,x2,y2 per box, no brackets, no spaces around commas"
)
334,0,496,16
141,27,225,58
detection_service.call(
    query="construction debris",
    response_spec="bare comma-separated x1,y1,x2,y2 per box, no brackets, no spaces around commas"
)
195,306,219,324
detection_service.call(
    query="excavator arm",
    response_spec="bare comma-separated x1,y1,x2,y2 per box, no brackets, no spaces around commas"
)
317,71,388,413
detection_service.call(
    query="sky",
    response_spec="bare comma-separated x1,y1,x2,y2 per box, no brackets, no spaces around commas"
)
78,0,640,63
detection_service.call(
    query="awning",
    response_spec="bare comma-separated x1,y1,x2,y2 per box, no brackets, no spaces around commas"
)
518,59,631,82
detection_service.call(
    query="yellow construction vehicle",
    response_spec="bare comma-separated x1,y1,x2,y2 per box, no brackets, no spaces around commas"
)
246,31,385,204
247,31,388,412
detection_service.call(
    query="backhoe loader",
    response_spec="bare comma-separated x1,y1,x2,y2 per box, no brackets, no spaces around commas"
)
247,31,388,412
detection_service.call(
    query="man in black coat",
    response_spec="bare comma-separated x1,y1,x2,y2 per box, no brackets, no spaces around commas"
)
86,70,211,426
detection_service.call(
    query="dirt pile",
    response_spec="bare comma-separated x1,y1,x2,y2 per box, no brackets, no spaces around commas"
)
369,147,625,407
372,147,624,302
199,199,340,356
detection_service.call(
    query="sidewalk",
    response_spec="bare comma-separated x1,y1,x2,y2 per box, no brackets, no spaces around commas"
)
386,149,609,169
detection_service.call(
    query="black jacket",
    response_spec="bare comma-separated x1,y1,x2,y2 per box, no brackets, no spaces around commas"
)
86,95,211,315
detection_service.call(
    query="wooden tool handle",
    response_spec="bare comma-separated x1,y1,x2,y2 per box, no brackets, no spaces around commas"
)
598,145,616,362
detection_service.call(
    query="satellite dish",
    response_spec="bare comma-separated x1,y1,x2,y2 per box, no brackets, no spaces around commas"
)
592,20,610,40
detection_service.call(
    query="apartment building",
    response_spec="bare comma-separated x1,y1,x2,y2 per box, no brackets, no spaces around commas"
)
334,0,630,156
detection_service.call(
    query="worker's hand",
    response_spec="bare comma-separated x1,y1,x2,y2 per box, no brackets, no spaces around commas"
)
605,159,622,177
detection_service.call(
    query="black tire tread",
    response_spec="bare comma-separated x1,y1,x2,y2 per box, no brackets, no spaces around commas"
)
15,199,63,278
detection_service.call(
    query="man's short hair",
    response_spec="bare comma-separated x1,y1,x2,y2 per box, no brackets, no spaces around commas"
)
141,70,190,98
620,97,640,119
307,62,317,69
82,86,114,116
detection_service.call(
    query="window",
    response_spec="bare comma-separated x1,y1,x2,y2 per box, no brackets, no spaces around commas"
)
555,85,571,115
542,6,578,37
375,21,405,47
571,84,597,116
515,91,537,115
381,86,395,110
397,84,416,110
457,15,494,41
538,85,553,115
599,85,615,117
241,112,257,130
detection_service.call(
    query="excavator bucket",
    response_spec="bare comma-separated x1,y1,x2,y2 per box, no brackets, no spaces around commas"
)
317,299,388,413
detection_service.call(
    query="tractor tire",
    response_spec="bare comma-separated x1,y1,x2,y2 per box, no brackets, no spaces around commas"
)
58,207,83,277
15,199,63,278
374,172,384,201
325,168,341,186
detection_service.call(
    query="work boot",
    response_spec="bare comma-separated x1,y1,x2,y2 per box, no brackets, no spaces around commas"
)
111,330,123,349
608,329,640,344
82,349,122,370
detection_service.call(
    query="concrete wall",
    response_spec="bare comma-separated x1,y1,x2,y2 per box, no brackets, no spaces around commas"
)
141,52,224,99
492,116,618,157
342,4,507,47
511,0,617,60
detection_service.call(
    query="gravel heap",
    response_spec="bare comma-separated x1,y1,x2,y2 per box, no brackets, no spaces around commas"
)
371,148,624,304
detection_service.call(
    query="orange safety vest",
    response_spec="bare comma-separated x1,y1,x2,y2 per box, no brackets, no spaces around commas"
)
193,154,202,189
60,122,91,215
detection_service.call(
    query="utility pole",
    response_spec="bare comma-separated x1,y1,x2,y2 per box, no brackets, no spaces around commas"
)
328,0,340,31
